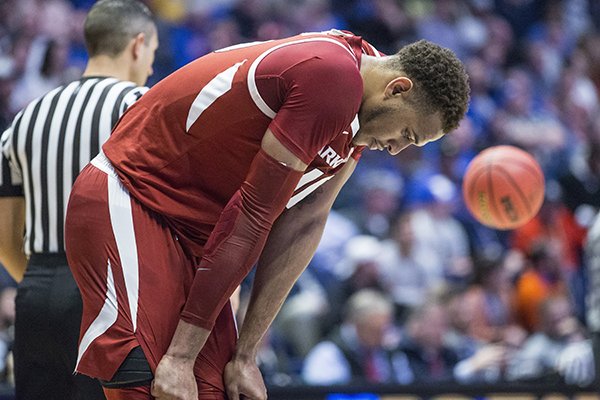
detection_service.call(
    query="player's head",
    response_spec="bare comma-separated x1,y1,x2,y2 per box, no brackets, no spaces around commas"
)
355,40,470,155
84,0,158,86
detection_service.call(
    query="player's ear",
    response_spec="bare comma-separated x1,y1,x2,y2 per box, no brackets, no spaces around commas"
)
131,32,146,60
385,77,413,99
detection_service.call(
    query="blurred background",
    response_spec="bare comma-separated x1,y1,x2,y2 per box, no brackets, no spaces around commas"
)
2,0,600,398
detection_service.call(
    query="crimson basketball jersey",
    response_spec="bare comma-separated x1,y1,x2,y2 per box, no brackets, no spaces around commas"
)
103,31,382,258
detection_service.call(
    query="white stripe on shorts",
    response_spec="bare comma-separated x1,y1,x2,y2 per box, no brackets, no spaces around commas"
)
104,154,140,332
77,152,141,367
77,259,118,368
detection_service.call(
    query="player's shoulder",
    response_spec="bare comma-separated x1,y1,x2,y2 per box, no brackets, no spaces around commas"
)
267,32,362,76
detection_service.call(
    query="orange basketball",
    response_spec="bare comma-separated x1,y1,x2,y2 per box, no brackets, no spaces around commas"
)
462,145,545,230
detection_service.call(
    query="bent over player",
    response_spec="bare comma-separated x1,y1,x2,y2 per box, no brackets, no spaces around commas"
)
64,30,469,399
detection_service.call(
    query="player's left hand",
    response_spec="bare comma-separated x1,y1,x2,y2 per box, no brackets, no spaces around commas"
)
224,356,267,400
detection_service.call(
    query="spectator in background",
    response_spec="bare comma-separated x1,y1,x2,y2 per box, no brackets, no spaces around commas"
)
273,269,330,360
491,67,567,177
8,0,76,113
302,289,403,385
559,139,600,224
0,287,15,384
377,212,435,321
394,299,460,383
335,0,415,54
458,256,525,345
513,241,569,333
463,56,498,146
339,168,403,239
415,0,468,60
327,235,387,324
408,174,473,285
507,295,594,385
444,284,523,384
511,181,588,319
511,184,586,275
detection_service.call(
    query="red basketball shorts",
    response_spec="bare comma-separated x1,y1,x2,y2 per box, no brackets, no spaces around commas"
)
65,153,237,396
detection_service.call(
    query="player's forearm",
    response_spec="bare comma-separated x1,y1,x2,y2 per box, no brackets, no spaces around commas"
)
165,319,211,361
180,149,303,329
235,209,328,358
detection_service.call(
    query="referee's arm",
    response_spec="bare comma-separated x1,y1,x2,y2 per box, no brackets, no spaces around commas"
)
0,196,26,281
0,129,27,282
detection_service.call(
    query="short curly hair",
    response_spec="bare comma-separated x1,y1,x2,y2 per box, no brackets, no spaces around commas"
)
385,40,470,133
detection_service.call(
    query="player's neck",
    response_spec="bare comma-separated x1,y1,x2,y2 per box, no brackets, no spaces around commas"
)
83,55,132,83
360,56,389,99
359,54,378,76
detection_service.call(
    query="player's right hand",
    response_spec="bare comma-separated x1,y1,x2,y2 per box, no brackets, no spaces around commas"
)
151,354,197,400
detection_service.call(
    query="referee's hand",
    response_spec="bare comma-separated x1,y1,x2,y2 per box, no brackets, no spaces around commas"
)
151,354,197,400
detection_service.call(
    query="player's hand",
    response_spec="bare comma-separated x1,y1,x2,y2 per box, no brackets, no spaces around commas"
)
224,356,267,400
151,354,197,400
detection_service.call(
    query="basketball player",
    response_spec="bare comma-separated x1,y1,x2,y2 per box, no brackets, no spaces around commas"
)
64,30,470,399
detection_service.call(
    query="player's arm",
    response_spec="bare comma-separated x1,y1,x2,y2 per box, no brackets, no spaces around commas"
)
225,157,357,400
0,197,26,281
152,129,307,400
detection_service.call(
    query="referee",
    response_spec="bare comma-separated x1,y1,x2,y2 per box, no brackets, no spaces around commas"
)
0,1,157,399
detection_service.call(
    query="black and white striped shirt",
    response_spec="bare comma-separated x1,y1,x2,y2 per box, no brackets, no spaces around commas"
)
0,76,147,255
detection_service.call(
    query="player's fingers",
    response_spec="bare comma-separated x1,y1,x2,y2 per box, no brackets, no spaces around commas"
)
226,386,240,400
240,388,267,400
150,379,167,399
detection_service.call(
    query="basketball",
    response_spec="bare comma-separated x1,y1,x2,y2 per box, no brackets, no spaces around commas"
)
462,145,545,230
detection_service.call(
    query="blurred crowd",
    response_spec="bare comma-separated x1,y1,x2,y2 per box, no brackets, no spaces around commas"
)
2,0,600,392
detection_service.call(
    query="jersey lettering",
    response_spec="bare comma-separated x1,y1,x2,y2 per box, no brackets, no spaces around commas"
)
318,145,354,168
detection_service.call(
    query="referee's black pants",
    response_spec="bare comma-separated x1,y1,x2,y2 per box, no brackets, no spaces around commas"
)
13,254,105,400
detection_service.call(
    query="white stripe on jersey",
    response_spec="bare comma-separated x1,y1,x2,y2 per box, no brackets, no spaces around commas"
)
29,86,63,252
78,79,117,173
296,168,324,189
286,175,334,209
366,42,382,57
62,78,99,216
120,86,148,114
16,98,36,251
214,40,273,53
247,37,358,119
1,121,23,186
186,60,247,132
100,81,139,145
45,81,80,251
350,114,360,137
